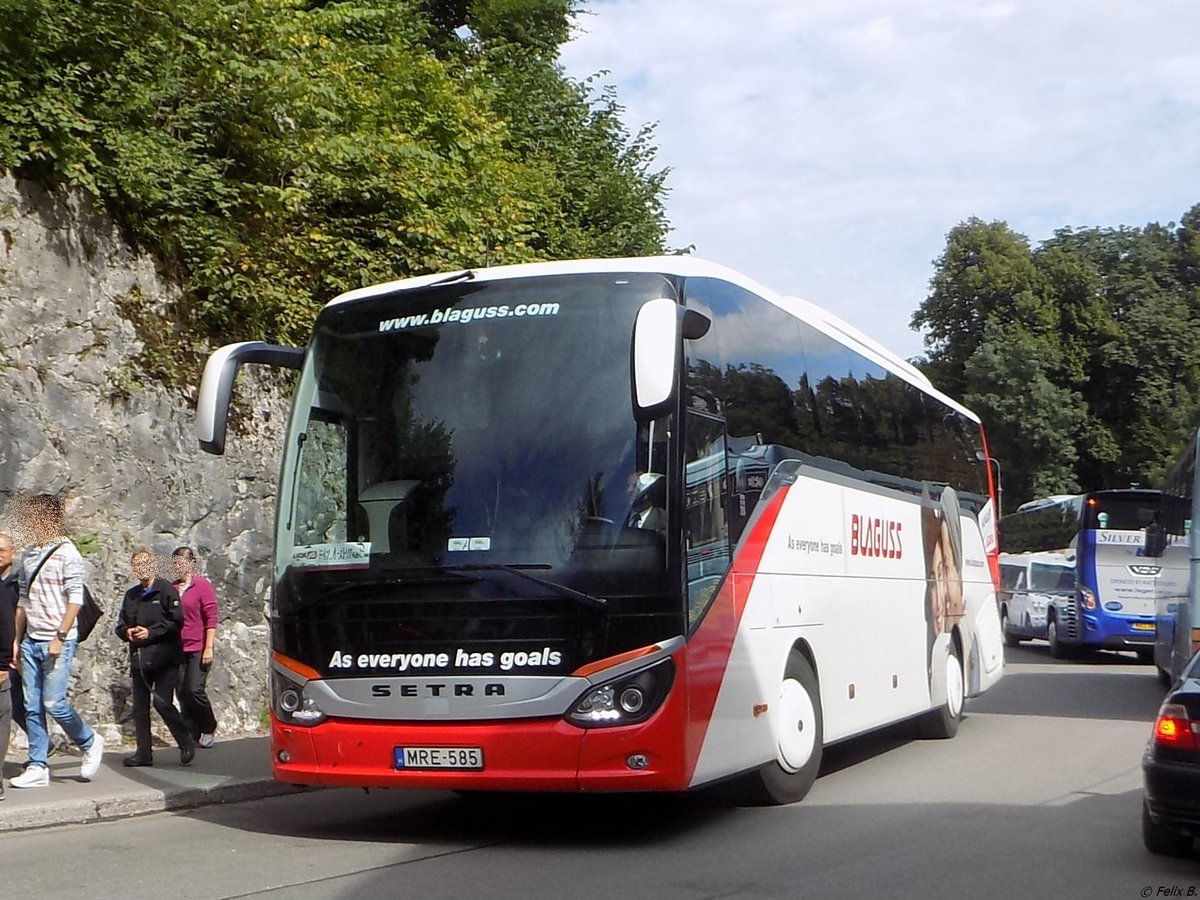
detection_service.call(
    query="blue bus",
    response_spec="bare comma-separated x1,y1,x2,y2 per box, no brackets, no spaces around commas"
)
999,490,1160,659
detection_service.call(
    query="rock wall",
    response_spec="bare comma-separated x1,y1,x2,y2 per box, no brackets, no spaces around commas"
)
0,173,287,746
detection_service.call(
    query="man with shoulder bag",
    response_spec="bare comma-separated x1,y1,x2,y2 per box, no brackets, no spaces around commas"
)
10,494,105,789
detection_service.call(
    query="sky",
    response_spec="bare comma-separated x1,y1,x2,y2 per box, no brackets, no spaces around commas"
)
557,0,1200,361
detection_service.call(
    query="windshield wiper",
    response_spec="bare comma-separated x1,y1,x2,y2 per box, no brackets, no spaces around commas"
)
441,564,607,611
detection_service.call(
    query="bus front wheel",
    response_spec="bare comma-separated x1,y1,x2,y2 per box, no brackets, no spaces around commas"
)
736,651,823,806
917,643,964,739
1047,617,1069,659
1000,608,1020,648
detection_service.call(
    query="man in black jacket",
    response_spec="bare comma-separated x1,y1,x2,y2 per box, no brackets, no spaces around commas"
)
115,548,194,767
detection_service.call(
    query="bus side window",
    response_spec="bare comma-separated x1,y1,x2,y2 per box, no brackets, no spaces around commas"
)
685,410,731,628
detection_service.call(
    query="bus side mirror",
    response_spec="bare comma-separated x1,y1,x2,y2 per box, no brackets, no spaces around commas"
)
196,342,304,455
631,298,680,421
1143,523,1167,558
630,300,710,422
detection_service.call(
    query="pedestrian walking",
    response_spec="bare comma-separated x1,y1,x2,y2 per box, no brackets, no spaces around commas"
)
9,494,104,788
116,548,195,767
0,531,16,798
171,546,218,748
0,532,26,743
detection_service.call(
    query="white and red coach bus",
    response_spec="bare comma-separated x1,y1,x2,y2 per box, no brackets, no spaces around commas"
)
196,256,1004,804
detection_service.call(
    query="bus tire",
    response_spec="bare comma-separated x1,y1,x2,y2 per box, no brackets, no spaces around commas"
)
736,651,823,806
1000,608,1020,647
917,642,964,739
1143,799,1194,857
1047,616,1069,659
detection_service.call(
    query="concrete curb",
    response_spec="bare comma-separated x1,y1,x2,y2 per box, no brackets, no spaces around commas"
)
0,777,306,833
1,735,311,834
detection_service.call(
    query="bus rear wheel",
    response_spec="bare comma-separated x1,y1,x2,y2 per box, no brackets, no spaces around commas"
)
917,642,964,739
735,651,823,806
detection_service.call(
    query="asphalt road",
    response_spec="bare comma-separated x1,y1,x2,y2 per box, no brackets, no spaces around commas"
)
8,644,1199,900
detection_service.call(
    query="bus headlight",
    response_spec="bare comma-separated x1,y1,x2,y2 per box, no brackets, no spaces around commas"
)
568,658,674,728
271,670,327,727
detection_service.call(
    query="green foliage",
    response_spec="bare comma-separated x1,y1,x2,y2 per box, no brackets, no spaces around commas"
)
0,0,668,357
74,531,102,560
914,205,1200,505
962,323,1086,502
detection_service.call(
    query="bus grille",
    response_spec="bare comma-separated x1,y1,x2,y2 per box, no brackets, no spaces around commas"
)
1058,598,1080,641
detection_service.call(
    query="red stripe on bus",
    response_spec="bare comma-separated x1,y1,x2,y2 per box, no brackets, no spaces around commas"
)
681,484,791,782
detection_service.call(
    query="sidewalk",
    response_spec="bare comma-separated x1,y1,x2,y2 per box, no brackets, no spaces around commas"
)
0,735,306,833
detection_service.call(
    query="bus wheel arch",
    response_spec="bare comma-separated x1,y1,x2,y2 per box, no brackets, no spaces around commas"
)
734,646,823,805
917,632,964,739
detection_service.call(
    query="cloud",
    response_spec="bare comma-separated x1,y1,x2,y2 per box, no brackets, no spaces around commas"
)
559,0,1200,363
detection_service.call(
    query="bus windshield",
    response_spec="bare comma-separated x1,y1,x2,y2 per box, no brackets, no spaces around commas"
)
1081,493,1159,531
277,272,677,601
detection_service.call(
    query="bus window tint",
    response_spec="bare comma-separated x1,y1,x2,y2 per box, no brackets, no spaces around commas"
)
1083,495,1159,531
293,414,349,545
683,277,991,537
999,499,1082,553
684,410,731,628
1030,562,1073,593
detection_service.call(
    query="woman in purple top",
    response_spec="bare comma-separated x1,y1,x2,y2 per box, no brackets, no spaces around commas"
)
171,547,218,747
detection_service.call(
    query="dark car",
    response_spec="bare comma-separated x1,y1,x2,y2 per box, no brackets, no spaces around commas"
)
1143,649,1200,856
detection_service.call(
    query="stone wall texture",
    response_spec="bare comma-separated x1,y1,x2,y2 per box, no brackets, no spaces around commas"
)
0,173,287,747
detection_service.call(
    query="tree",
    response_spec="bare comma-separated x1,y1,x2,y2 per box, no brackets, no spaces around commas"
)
911,218,1045,400
915,207,1200,504
963,323,1086,503
0,0,670,383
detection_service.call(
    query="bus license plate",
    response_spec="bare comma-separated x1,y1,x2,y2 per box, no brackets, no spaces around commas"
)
394,746,484,770
1131,622,1155,632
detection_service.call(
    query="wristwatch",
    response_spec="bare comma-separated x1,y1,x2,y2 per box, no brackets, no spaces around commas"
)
55,630,68,641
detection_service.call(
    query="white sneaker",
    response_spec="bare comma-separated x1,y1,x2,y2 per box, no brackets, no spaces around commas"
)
198,733,215,749
80,734,104,780
10,765,49,789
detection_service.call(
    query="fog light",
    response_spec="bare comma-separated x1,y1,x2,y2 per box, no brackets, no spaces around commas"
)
619,686,645,714
627,754,649,770
277,750,292,764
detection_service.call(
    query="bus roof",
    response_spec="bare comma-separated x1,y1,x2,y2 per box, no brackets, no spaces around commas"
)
325,256,979,424
1014,494,1081,513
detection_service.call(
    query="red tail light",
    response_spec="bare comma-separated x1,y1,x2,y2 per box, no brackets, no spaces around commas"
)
1154,703,1199,750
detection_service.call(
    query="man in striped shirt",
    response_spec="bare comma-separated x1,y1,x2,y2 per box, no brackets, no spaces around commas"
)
9,494,104,788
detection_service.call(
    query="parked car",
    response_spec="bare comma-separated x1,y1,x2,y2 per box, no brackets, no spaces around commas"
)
1143,649,1200,856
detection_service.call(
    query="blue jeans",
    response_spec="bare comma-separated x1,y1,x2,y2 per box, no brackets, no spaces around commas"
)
20,637,95,769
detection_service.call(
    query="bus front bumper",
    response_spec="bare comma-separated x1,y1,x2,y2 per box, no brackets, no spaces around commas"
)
1078,615,1155,649
270,712,691,793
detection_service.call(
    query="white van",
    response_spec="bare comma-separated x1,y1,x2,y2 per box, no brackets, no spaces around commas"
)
998,551,1076,647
